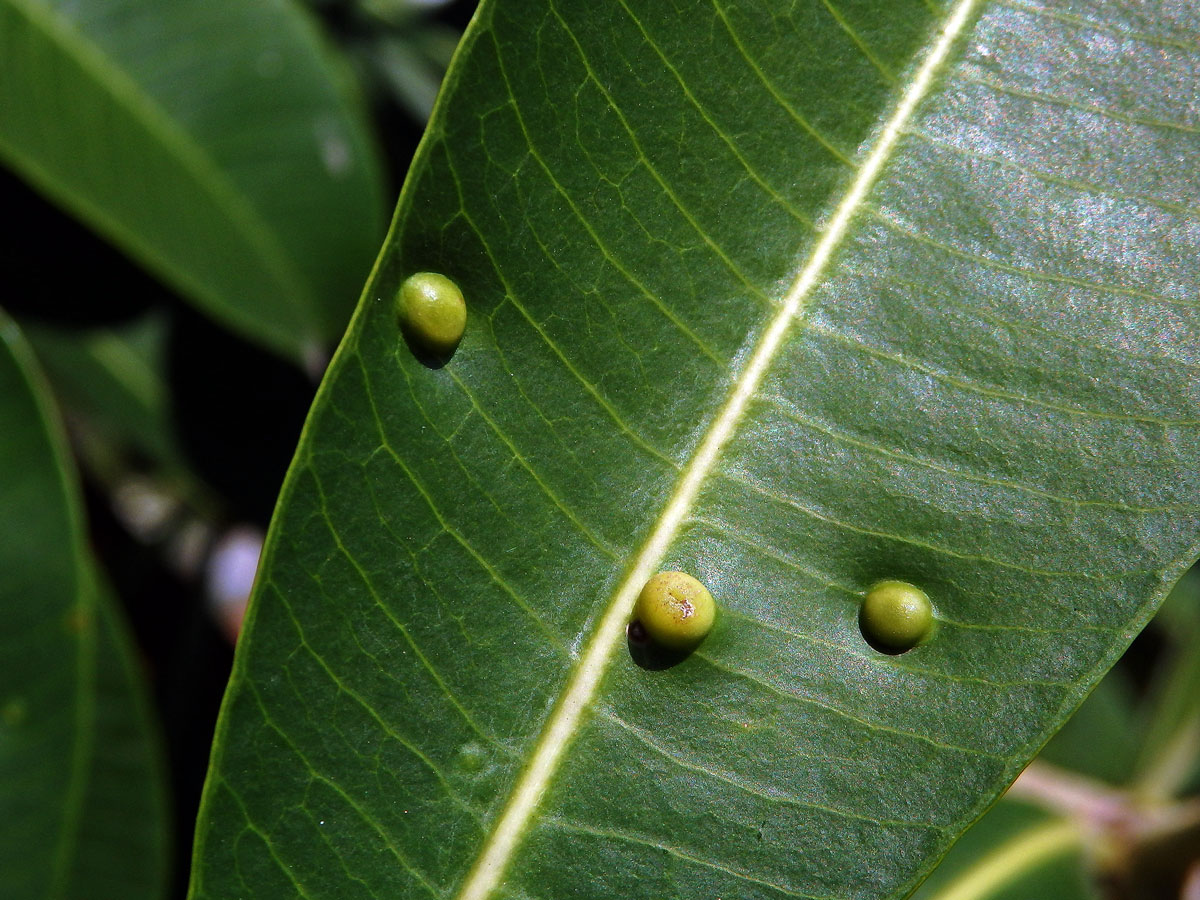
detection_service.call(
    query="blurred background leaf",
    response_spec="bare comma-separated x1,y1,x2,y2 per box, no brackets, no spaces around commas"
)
0,1,472,892
0,313,169,899
909,802,1094,900
0,0,387,361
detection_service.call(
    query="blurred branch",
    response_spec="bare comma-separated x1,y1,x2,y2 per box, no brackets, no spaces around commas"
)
1008,761,1200,899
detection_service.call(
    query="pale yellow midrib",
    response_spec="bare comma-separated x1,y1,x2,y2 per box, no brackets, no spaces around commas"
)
454,2,983,898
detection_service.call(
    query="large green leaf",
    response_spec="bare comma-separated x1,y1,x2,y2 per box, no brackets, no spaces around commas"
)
0,0,385,359
0,313,168,898
191,1,1200,898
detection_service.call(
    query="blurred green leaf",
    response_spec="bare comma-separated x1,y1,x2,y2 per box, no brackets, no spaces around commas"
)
1135,569,1200,790
0,313,168,899
374,35,449,122
909,801,1094,900
56,585,171,900
191,1,1200,898
25,315,177,468
0,0,386,360
1039,668,1139,787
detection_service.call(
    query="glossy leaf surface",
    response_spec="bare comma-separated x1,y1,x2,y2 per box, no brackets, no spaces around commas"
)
0,315,168,899
192,1,1200,898
0,0,385,359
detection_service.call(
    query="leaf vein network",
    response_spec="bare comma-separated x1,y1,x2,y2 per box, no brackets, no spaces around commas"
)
611,0,819,229
598,709,951,831
355,361,574,646
754,396,1187,514
868,207,1200,312
543,0,772,298
539,817,845,900
709,0,856,165
694,653,1007,760
446,370,622,558
903,128,1200,228
274,580,494,778
717,469,1157,579
958,71,1200,136
444,157,680,466
215,774,317,899
247,681,452,897
806,320,1200,427
479,90,730,362
818,0,897,83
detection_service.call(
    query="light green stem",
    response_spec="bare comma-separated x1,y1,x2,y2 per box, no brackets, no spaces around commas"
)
924,819,1082,900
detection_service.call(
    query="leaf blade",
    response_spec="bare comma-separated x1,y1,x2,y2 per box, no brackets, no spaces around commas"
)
193,1,1200,898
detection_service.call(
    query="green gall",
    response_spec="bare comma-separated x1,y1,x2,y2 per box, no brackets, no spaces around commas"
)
859,580,933,654
397,272,466,355
634,571,716,650
455,741,487,773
